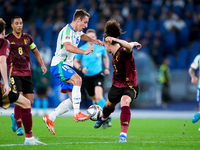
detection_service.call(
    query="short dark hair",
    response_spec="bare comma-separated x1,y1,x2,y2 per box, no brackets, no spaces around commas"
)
11,16,22,24
73,9,90,21
0,18,6,33
86,29,96,34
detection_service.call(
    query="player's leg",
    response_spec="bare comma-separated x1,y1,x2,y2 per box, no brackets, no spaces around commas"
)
119,86,138,143
67,73,90,122
14,95,45,145
17,77,34,136
119,95,132,143
94,100,115,128
6,89,45,145
94,86,112,129
192,88,200,123
9,76,23,134
43,95,73,135
95,86,106,108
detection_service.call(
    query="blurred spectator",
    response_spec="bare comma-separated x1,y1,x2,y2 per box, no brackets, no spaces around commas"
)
109,9,124,25
53,17,65,32
158,57,172,108
121,1,130,18
150,38,163,66
189,12,200,42
33,60,51,116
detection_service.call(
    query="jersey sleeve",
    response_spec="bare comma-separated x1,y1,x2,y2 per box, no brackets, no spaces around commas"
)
0,40,10,58
75,53,82,60
102,46,106,57
62,26,73,44
191,54,200,69
28,35,36,50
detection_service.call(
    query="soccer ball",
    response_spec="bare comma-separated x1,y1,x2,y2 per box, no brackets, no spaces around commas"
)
87,105,103,121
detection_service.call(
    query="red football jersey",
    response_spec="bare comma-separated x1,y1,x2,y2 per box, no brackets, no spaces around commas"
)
5,33,35,76
111,47,138,88
0,38,10,86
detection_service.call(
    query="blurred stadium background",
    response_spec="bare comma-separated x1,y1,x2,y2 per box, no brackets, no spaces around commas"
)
1,0,200,111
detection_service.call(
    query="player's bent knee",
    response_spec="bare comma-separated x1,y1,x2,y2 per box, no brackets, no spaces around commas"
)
120,96,131,107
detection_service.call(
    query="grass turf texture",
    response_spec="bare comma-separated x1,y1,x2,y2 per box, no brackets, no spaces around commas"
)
0,116,200,150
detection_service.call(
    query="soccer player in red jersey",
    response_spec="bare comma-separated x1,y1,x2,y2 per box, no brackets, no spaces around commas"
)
0,18,45,145
5,16,47,135
94,20,142,143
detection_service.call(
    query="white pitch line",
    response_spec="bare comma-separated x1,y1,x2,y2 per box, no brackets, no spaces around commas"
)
0,141,200,147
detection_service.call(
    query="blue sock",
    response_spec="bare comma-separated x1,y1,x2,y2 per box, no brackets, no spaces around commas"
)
97,98,106,109
35,99,41,113
42,99,48,113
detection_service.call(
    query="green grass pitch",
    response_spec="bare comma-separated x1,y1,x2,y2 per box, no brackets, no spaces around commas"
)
0,116,200,150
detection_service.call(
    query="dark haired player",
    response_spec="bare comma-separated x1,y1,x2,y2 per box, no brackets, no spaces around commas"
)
0,17,45,145
5,16,47,135
94,20,142,143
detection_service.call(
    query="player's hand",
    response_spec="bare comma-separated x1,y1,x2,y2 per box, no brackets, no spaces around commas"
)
84,47,94,55
191,76,198,84
104,68,110,75
93,39,103,45
82,67,88,73
41,65,47,75
3,84,10,96
105,36,113,43
133,42,142,50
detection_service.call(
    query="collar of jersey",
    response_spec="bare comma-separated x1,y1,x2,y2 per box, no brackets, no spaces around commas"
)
68,24,75,32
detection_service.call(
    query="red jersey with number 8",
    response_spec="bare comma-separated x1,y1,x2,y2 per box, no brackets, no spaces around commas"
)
5,33,35,76
112,47,138,88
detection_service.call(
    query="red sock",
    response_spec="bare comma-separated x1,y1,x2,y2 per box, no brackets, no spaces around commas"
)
120,106,131,134
14,105,22,129
21,108,33,138
102,107,115,118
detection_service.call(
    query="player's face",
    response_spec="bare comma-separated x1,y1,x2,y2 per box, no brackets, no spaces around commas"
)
12,18,23,34
87,32,96,40
103,40,111,53
77,16,89,32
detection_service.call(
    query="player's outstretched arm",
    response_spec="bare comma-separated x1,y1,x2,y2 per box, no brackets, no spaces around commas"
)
105,36,142,53
81,34,103,45
64,42,93,55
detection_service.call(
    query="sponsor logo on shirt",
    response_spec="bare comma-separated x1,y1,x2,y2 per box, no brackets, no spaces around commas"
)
10,42,15,44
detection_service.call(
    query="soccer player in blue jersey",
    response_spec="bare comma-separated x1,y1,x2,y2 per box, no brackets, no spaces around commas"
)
74,29,111,128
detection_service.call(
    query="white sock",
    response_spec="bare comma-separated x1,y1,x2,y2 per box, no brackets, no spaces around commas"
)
120,132,127,137
72,86,81,115
49,98,73,121
25,136,34,140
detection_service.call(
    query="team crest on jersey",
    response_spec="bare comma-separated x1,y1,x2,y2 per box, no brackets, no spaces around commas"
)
96,53,101,59
66,36,70,39
24,39,28,45
10,41,15,44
